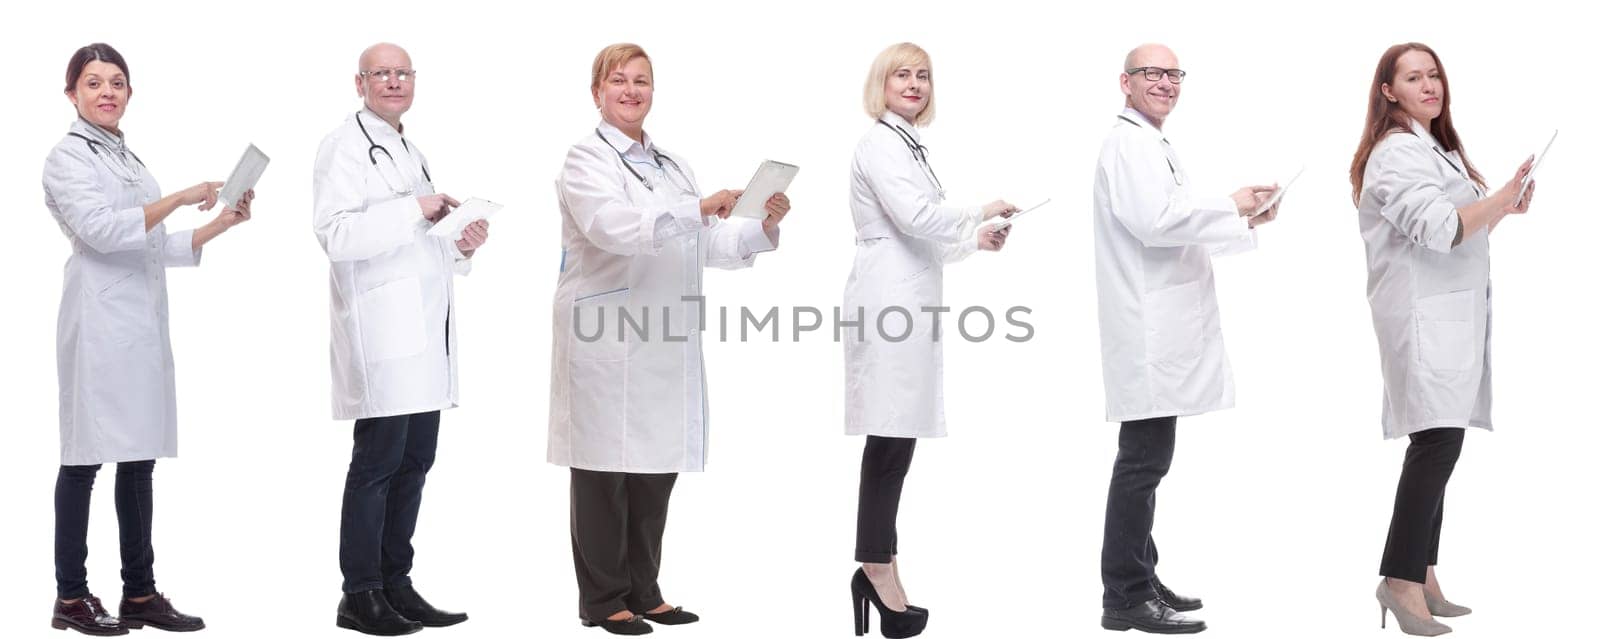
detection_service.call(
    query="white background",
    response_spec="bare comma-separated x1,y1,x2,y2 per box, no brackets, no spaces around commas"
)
1,1,1593,638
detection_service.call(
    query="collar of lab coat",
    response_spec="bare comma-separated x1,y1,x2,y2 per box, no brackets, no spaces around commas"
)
358,107,409,140
1406,118,1442,148
1118,108,1166,141
880,111,920,142
70,117,127,150
597,118,655,160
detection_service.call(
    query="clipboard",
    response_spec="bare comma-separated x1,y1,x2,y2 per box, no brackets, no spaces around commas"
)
219,144,269,209
730,160,799,220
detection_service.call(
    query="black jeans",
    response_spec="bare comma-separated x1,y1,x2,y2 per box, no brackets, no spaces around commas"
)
339,411,440,594
1380,427,1465,584
570,468,678,622
855,435,917,563
1101,416,1177,609
54,460,157,600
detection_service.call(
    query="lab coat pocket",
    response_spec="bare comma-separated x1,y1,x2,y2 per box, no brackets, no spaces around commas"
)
571,288,630,362
359,277,427,361
1416,289,1475,372
1146,280,1206,364
95,271,137,298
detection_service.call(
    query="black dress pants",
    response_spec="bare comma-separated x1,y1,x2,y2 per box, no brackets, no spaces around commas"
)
1380,427,1465,584
54,460,157,600
570,468,678,622
855,435,917,563
339,411,440,593
1101,416,1177,609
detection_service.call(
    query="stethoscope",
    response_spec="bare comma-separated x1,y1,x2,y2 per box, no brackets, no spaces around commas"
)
69,131,144,185
357,111,432,196
1118,114,1182,186
594,128,696,196
878,119,946,198
1432,146,1485,197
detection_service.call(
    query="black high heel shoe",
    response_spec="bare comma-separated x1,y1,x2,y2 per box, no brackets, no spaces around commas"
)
851,568,927,638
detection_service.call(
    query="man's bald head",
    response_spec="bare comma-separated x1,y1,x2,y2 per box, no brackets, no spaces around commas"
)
355,43,415,126
1120,43,1181,128
1124,43,1177,73
359,42,411,72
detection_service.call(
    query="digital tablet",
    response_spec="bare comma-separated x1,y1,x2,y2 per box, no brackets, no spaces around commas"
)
219,144,269,209
731,160,800,220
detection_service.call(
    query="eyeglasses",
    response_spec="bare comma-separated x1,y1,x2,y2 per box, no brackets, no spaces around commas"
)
360,68,417,83
1127,67,1186,84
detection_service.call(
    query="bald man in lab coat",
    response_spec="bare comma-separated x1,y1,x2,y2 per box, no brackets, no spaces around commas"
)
1091,43,1280,635
314,42,489,636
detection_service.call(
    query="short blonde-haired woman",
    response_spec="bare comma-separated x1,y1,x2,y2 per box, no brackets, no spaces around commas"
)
549,43,791,636
843,42,1016,639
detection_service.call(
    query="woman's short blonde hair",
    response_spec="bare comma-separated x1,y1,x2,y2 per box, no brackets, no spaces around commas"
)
591,43,651,93
863,42,934,126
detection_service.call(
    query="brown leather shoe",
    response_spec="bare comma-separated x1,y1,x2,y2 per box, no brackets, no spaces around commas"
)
120,593,205,632
52,595,129,636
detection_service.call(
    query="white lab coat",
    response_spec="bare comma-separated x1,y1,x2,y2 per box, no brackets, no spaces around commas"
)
1358,120,1491,439
548,120,777,473
44,119,201,465
1093,108,1255,422
312,110,470,421
843,112,984,438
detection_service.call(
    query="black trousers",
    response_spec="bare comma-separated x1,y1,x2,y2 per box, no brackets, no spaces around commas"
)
339,411,440,594
570,468,678,622
855,435,917,563
1380,427,1465,583
1101,416,1177,609
54,460,157,600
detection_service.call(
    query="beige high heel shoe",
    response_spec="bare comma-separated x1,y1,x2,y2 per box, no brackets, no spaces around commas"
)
1425,592,1471,617
1376,580,1452,636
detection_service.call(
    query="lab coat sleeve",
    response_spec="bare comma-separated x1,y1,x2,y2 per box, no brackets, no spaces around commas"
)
443,236,472,276
704,216,779,270
859,138,984,243
559,143,701,256
161,229,201,267
940,236,980,264
42,144,147,254
1368,138,1461,253
1103,134,1252,249
312,133,429,262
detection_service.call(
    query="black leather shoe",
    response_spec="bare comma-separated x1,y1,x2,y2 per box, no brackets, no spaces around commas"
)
1101,598,1206,634
120,593,205,632
384,584,468,627
581,614,653,635
336,590,423,636
52,596,128,636
1154,578,1203,612
641,606,699,625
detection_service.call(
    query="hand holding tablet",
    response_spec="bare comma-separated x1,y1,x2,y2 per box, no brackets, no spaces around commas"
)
1516,130,1556,207
732,160,800,220
992,198,1051,230
220,144,269,210
428,197,502,239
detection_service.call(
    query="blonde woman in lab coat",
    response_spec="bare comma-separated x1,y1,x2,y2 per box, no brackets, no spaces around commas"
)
843,42,1016,639
1351,42,1534,637
43,43,252,636
549,42,790,636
